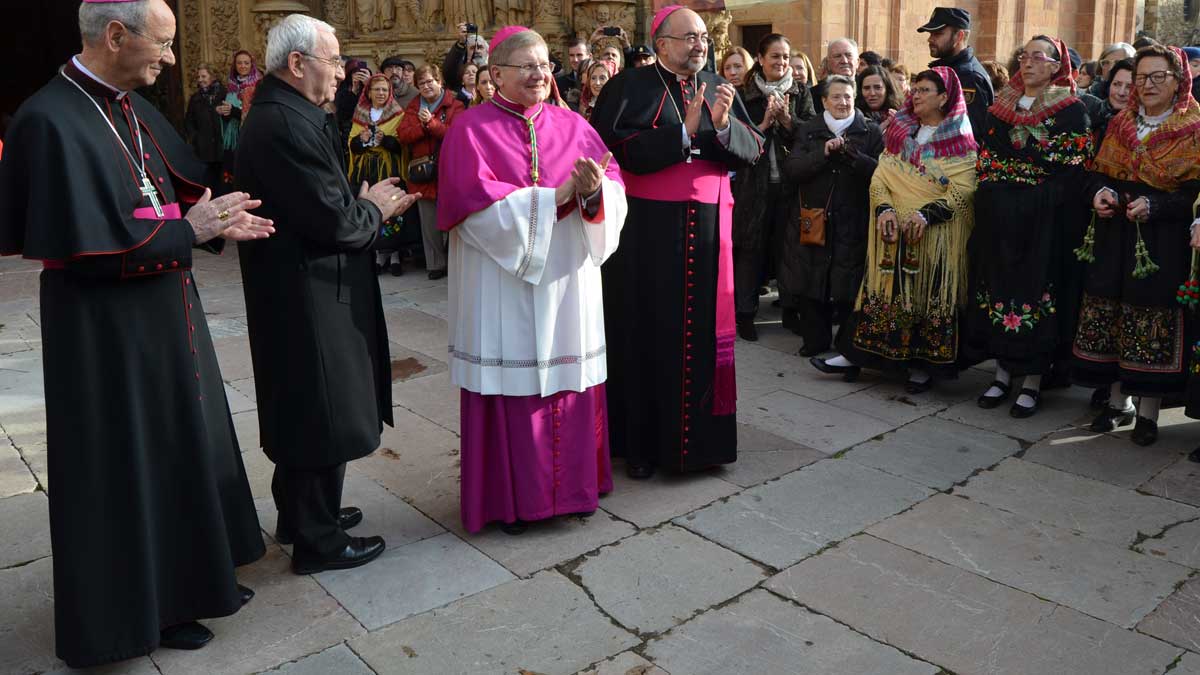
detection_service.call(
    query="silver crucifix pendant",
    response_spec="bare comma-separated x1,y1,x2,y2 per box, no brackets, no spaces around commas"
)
140,176,164,217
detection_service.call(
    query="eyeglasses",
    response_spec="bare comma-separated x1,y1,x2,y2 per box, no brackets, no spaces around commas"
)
661,33,710,46
1017,52,1059,64
126,26,174,56
300,53,345,70
1134,70,1175,86
494,62,554,75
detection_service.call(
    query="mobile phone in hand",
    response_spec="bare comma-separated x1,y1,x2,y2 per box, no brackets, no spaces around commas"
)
602,26,621,36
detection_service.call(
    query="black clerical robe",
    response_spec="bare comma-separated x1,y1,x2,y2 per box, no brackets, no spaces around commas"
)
234,75,393,469
590,63,763,472
0,60,264,669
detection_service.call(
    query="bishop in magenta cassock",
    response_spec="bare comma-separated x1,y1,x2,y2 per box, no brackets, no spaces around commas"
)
0,0,275,666
589,6,763,479
437,26,627,534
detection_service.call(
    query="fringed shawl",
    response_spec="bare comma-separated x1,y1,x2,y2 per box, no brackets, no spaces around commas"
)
351,74,404,127
226,50,263,97
884,66,977,168
1094,46,1200,192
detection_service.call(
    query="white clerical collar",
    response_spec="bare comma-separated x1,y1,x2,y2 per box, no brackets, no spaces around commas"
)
657,62,694,83
72,55,128,99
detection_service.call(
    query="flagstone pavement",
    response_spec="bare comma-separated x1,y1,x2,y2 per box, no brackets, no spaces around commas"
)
2,248,1200,675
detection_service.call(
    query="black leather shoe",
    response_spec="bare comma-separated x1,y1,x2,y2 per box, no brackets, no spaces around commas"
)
1090,403,1137,432
501,520,528,535
389,261,404,277
1131,416,1159,446
626,463,655,480
428,269,447,280
809,356,860,382
275,507,364,545
1009,388,1041,418
159,622,213,650
737,320,758,342
292,536,386,575
1189,446,1200,463
977,380,1011,409
237,584,254,606
905,377,933,394
1089,387,1111,411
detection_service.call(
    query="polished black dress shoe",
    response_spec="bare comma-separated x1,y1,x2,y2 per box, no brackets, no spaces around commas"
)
737,320,759,342
428,268,448,280
159,622,213,650
1009,388,1041,418
905,377,933,394
1131,416,1159,446
237,584,255,606
1090,403,1137,432
275,507,363,545
389,261,404,277
1089,387,1111,411
625,463,656,480
977,380,1011,409
501,520,528,535
808,356,860,382
292,536,386,575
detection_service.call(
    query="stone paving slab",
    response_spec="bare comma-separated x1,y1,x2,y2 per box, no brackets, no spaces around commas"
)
766,535,1183,675
16,440,47,492
0,556,59,675
1136,577,1200,653
315,531,514,630
600,466,740,529
1024,428,1185,488
0,438,36,498
260,643,373,675
0,491,51,568
739,390,896,454
48,657,161,674
1140,519,1200,569
867,493,1191,627
224,382,256,415
1140,457,1200,507
958,458,1200,546
825,384,948,427
723,424,826,488
573,524,764,635
391,370,459,433
842,417,1019,489
350,571,639,675
676,459,933,569
1,406,48,449
0,354,43,418
150,546,365,675
390,285,448,321
644,589,938,675
233,411,263,457
577,651,669,675
211,335,256,382
462,510,635,577
382,307,450,364
1175,652,1200,675
735,341,878,403
0,309,41,356
936,385,1092,442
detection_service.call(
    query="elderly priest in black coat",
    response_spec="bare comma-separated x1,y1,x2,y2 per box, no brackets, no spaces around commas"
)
235,14,419,574
0,0,276,667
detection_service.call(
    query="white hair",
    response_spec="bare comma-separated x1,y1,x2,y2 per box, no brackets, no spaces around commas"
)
79,0,148,44
265,14,336,73
828,37,859,56
1101,42,1136,60
466,33,488,51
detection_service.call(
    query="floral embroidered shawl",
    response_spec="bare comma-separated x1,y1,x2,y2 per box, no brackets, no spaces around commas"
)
883,66,977,168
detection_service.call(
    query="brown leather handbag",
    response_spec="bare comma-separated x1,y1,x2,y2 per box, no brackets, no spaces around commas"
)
799,185,834,247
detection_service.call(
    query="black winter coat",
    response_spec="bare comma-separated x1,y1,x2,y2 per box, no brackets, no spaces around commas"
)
184,84,226,163
780,111,883,304
732,77,815,250
233,75,394,469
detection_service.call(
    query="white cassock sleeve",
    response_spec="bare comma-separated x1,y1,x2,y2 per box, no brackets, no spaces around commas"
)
454,186,558,286
579,177,627,267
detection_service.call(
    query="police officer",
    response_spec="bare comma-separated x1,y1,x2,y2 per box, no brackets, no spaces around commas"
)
918,7,993,134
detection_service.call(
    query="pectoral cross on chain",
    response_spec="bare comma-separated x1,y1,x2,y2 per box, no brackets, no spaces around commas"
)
140,176,164,217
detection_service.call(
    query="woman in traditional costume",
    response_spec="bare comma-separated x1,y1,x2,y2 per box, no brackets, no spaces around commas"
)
963,36,1094,417
1073,45,1200,446
219,50,262,190
348,74,411,276
813,67,978,391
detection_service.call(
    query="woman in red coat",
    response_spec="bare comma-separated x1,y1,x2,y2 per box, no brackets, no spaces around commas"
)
398,64,464,279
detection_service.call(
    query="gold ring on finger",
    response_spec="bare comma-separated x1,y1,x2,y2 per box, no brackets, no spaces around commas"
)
217,210,230,221
391,194,399,201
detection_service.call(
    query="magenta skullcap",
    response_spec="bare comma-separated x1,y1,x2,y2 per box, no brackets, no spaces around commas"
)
489,25,530,53
651,5,685,37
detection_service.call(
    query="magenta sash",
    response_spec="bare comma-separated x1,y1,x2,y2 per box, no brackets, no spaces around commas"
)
134,203,182,220
621,160,736,416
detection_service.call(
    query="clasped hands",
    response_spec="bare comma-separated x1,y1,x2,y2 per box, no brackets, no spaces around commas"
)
876,209,927,244
684,83,736,137
187,189,275,244
555,152,613,207
759,93,792,132
1093,189,1149,222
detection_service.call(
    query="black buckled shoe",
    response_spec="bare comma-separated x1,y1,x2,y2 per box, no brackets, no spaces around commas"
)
1131,416,1159,446
501,520,528,535
977,380,1011,409
237,584,255,606
160,622,214,651
1089,387,1111,411
292,536,386,575
275,507,363,545
625,463,655,480
1009,388,1041,418
809,356,860,382
389,261,404,277
1090,403,1137,432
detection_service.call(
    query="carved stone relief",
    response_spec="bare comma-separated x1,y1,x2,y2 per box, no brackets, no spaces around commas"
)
700,8,731,62
571,0,636,42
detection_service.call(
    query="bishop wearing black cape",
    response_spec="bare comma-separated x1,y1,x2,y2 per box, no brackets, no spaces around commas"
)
0,0,269,666
590,5,763,478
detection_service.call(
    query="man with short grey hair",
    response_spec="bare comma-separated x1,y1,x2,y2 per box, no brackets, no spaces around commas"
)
235,13,418,575
813,38,858,113
0,0,275,666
